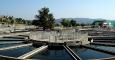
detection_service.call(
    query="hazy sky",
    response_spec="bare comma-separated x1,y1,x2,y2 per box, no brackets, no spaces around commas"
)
0,0,115,20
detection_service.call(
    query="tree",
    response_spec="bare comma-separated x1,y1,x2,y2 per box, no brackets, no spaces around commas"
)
26,20,32,25
15,18,23,24
32,20,39,26
15,18,28,24
33,7,55,30
8,16,14,24
70,19,76,26
80,23,85,27
61,18,71,27
0,15,31,25
48,14,55,29
55,23,60,26
10,19,14,24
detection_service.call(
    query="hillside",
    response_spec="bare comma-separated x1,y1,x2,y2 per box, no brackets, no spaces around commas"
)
55,18,97,24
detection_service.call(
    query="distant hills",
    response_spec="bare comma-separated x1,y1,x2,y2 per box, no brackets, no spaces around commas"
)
55,18,98,24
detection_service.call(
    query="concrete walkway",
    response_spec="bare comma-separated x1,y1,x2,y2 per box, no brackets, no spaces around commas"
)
18,45,48,59
0,55,19,60
91,42,115,46
0,41,23,44
63,45,81,60
0,43,32,51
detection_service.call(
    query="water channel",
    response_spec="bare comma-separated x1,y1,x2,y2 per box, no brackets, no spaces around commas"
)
0,45,36,57
29,47,73,60
71,46,113,60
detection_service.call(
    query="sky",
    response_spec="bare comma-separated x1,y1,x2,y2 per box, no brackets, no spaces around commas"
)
0,0,115,20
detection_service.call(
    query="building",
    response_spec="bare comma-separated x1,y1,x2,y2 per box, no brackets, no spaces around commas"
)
92,20,115,29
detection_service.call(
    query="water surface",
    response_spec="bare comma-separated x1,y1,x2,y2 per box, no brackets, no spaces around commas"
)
30,48,72,60
0,43,23,48
90,45,115,53
0,45,36,57
72,47,113,60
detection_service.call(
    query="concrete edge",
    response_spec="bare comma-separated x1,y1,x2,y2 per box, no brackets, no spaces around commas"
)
18,45,48,59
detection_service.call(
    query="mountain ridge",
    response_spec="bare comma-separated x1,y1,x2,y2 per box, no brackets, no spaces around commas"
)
55,18,97,24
